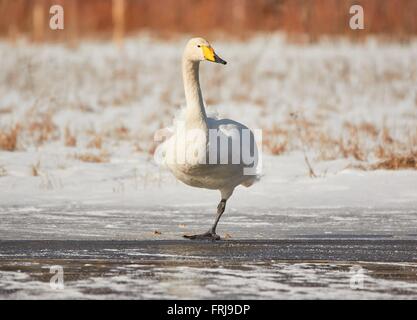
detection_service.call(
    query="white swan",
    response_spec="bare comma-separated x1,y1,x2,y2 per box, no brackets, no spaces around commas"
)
156,37,260,240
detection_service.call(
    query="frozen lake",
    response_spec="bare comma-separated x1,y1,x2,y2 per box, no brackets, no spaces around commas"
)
0,239,417,299
0,206,416,299
0,205,416,240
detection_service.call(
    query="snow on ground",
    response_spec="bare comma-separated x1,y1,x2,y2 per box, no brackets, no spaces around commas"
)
0,151,416,209
0,34,416,209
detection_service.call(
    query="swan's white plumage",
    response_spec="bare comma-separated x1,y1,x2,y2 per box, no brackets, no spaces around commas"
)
155,38,259,201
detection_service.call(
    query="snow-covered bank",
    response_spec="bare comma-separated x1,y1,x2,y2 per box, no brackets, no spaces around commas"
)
0,150,416,208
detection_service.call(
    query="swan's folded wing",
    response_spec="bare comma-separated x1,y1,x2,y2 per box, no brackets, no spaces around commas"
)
207,118,259,171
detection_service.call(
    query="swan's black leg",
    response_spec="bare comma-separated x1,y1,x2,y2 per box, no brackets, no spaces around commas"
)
211,199,226,234
184,199,227,241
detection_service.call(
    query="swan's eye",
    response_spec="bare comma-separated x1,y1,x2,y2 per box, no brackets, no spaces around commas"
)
197,45,201,48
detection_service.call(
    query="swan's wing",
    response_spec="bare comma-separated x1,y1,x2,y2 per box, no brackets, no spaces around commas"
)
207,117,259,174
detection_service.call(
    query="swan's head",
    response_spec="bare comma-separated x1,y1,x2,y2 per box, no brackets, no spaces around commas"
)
184,37,227,65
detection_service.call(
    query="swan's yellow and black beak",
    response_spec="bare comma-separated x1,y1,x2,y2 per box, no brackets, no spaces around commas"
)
202,45,227,65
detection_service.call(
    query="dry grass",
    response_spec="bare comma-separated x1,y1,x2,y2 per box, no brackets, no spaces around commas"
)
262,112,417,171
372,154,417,170
0,125,19,151
349,152,417,170
25,113,58,146
0,107,12,114
290,113,317,178
113,126,130,140
0,166,7,177
87,135,103,149
64,127,77,147
263,125,288,156
31,161,40,176
338,124,366,162
74,152,109,163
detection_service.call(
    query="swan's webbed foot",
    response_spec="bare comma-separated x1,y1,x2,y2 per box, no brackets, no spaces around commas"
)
183,231,221,241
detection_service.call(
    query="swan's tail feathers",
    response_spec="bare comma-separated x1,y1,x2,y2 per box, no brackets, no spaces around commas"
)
241,174,262,188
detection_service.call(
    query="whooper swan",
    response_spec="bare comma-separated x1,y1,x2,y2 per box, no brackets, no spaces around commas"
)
155,37,260,240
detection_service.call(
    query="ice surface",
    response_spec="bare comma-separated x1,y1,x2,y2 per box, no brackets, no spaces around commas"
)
1,261,416,299
0,205,416,240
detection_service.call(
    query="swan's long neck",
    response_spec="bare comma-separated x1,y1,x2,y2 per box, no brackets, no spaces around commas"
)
182,58,208,130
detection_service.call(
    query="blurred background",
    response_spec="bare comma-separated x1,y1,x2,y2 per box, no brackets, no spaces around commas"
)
0,0,416,204
1,0,417,43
